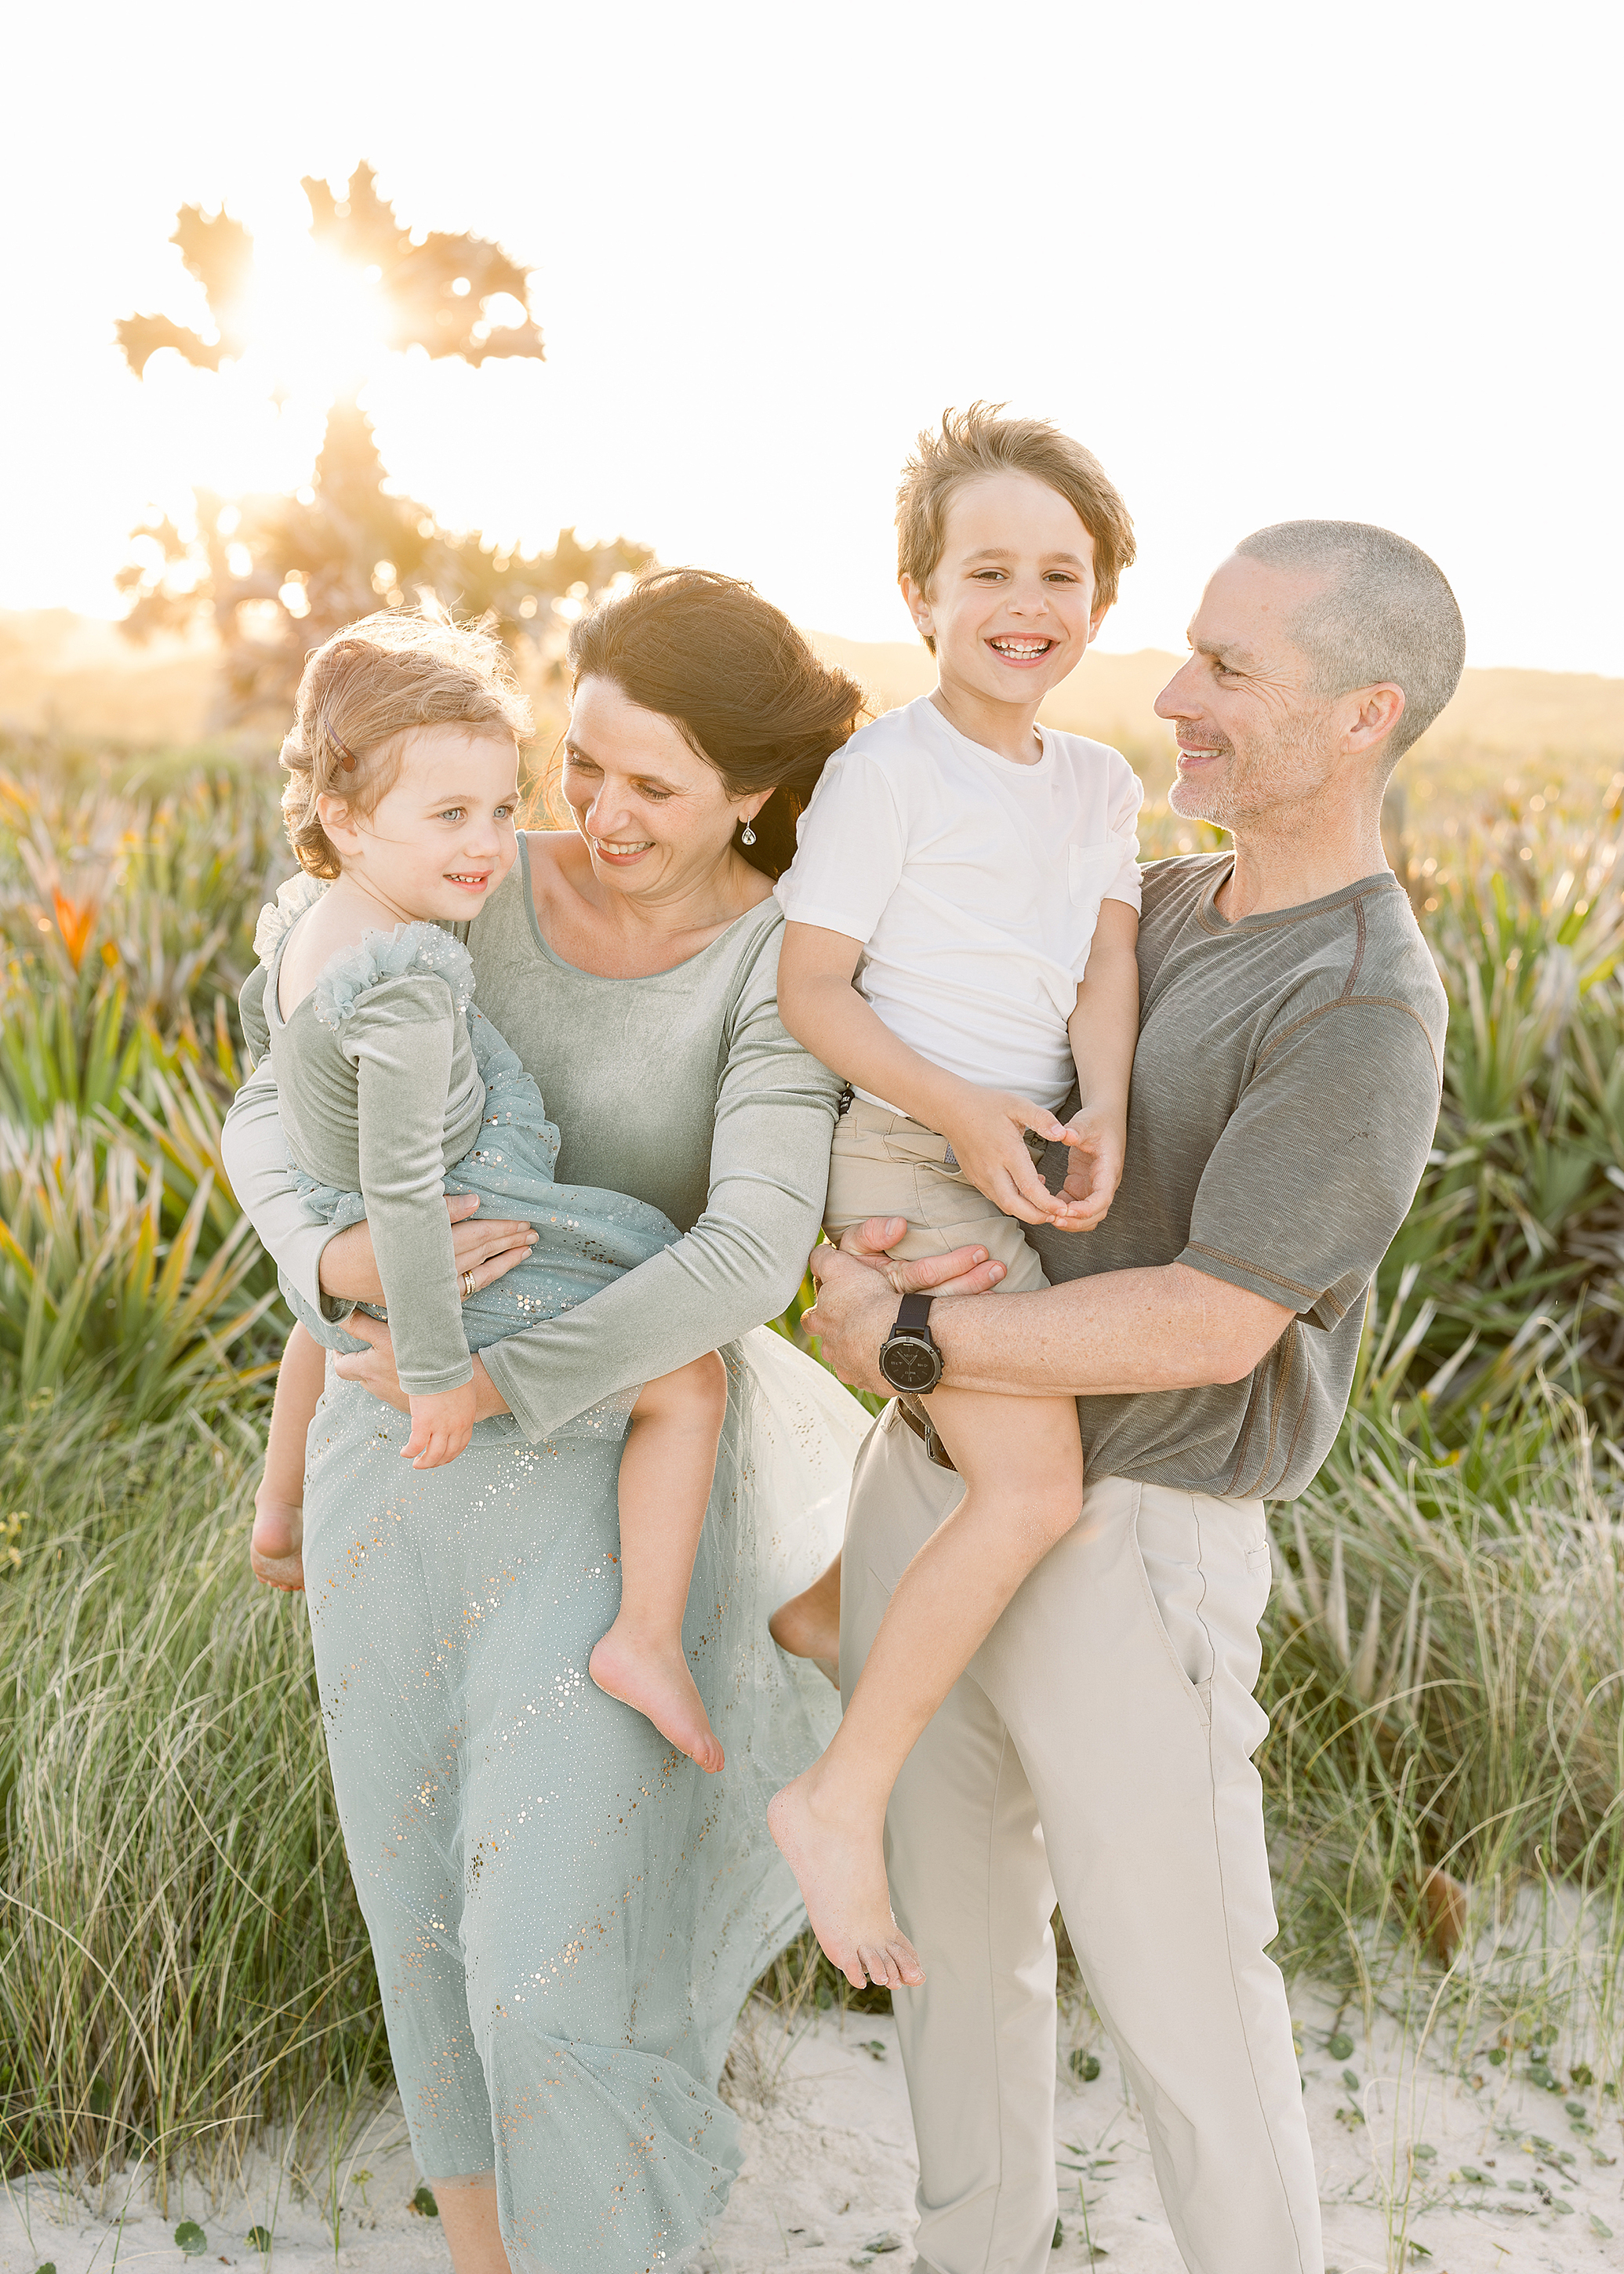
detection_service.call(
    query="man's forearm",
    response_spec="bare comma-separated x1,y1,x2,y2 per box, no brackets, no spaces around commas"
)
931,1262,1288,1397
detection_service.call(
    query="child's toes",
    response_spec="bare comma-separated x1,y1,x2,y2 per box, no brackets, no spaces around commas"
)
858,1943,899,1990
892,1939,926,1989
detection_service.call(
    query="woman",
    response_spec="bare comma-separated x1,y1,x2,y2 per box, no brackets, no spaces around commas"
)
222,570,869,2274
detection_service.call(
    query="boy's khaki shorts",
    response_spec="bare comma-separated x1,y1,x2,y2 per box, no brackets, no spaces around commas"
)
823,1099,1049,1295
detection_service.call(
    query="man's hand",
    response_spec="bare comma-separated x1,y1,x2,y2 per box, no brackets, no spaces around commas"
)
936,1090,1074,1226
334,1315,512,1422
319,1195,538,1306
1052,1106,1127,1231
804,1217,1003,1395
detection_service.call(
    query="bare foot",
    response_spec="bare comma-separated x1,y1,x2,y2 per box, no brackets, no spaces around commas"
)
767,1771,925,1991
250,1502,305,1593
590,1624,725,1772
768,1583,841,1689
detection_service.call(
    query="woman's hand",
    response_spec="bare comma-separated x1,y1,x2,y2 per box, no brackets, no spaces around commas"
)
318,1195,539,1306
334,1318,513,1422
936,1088,1074,1227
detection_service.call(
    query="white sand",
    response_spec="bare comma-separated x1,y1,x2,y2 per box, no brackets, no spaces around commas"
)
5,1986,1619,2272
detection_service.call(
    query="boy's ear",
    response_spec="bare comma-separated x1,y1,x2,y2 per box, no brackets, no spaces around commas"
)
899,572,935,644
1088,598,1112,645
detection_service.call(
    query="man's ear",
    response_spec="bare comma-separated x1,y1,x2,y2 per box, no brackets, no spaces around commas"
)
1345,684,1406,755
899,572,934,644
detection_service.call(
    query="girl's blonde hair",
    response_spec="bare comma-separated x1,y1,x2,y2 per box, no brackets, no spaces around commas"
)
281,611,532,878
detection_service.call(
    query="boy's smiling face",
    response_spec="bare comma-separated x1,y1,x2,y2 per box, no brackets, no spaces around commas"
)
902,471,1109,717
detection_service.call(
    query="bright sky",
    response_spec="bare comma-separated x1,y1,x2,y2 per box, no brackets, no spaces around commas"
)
7,1,1621,673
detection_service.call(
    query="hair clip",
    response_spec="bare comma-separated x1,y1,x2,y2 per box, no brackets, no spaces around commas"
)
329,728,359,772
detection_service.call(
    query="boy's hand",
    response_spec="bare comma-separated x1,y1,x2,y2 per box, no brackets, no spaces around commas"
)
403,1382,478,1469
937,1088,1072,1226
1052,1106,1127,1230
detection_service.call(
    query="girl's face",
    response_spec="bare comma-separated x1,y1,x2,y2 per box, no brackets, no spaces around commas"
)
319,727,521,921
561,677,767,901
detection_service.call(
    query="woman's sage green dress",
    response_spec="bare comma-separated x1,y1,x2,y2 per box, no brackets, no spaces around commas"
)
223,845,861,2274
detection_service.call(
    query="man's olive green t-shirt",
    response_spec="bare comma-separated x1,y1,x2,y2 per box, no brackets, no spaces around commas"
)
1029,855,1447,1501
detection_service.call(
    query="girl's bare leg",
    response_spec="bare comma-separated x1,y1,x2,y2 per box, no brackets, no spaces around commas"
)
768,1386,1084,1989
769,1553,842,1686
589,1351,728,1771
250,1321,326,1591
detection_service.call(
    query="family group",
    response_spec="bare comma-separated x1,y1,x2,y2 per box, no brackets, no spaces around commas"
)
223,403,1460,2274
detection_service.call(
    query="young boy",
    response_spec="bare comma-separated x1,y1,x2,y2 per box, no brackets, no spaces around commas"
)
767,405,1143,1989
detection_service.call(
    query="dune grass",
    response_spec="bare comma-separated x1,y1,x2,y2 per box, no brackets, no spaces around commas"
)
0,1388,386,2198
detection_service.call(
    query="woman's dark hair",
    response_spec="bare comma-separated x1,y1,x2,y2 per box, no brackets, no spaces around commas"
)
566,568,865,880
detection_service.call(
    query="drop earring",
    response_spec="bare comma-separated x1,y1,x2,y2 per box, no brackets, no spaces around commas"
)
740,820,757,845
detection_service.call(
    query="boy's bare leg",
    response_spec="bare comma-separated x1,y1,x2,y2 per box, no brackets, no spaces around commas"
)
589,1351,729,1772
251,1321,326,1591
768,1384,1083,1990
768,1553,842,1686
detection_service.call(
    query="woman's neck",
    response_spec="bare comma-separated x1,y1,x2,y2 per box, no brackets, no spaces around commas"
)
525,832,773,979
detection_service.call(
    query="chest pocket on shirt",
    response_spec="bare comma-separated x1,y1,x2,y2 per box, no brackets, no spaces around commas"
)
1068,843,1119,906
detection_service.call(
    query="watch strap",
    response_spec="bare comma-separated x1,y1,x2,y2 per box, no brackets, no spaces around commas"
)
893,1291,935,1338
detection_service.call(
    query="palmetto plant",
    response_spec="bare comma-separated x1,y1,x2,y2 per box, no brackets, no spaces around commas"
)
1375,808,1624,1425
0,1109,275,1429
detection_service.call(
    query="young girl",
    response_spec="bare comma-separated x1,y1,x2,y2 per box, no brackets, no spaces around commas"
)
766,407,1143,1987
244,611,729,1774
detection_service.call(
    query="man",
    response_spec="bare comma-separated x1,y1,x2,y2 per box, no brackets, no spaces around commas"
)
805,520,1462,2274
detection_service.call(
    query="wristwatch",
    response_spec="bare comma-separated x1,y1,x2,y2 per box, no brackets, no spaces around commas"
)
877,1291,943,1394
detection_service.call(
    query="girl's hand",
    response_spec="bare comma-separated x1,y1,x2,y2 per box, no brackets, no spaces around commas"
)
334,1317,512,1423
404,1382,478,1469
318,1195,539,1306
249,1492,305,1592
1052,1108,1127,1230
937,1089,1072,1226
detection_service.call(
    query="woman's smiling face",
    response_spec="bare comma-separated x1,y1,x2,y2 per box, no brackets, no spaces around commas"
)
561,675,764,898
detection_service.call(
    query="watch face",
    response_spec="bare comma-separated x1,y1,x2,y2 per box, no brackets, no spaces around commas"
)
881,1335,940,1393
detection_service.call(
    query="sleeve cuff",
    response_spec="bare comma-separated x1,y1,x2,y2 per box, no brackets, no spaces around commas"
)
1178,1240,1341,1324
774,896,877,944
478,1338,547,1441
398,1357,476,1396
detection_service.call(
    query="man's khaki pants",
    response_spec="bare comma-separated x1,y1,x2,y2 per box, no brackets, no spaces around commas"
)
842,1408,1323,2274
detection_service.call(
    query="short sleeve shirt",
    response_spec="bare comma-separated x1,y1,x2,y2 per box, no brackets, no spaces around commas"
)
776,696,1143,1109
1029,856,1448,1500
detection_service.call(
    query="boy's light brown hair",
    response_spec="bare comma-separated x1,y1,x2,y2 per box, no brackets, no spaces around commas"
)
896,402,1135,652
280,609,532,878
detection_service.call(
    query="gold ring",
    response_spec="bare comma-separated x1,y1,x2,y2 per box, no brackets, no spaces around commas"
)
461,1270,477,1298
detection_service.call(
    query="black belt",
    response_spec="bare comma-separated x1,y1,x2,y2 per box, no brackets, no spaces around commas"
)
896,1397,957,1472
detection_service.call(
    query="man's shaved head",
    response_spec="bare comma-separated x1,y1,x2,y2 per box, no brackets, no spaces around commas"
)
1234,521,1465,761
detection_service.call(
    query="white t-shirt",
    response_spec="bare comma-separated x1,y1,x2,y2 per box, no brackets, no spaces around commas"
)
776,696,1143,1110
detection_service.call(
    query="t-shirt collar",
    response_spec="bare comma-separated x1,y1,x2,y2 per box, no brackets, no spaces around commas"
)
1197,856,1402,933
921,693,1051,775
